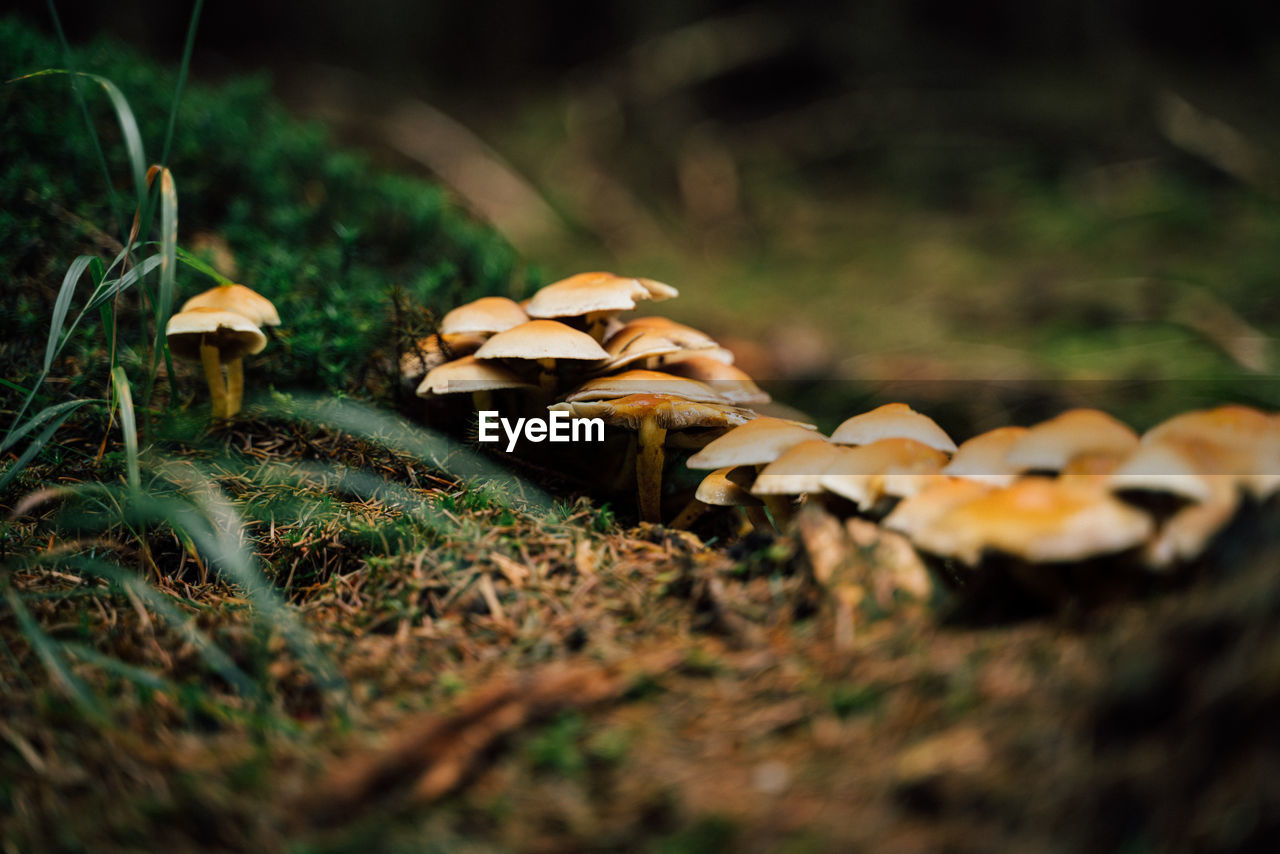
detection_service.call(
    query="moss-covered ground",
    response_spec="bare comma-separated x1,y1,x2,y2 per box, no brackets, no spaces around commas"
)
3,15,1280,853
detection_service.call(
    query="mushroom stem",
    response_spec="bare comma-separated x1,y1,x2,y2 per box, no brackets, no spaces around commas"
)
744,505,777,534
537,357,557,394
636,417,668,523
669,498,709,530
200,341,228,419
584,311,610,343
225,357,245,418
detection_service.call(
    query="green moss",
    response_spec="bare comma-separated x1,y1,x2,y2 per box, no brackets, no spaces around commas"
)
0,14,523,404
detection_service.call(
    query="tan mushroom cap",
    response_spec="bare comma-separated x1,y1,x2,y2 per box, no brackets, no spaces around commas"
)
882,478,993,543
399,332,488,384
752,439,847,496
614,317,719,351
525,272,678,319
165,307,267,362
820,437,950,508
549,394,754,431
696,466,764,507
602,329,688,370
942,426,1029,487
659,355,770,405
910,477,1154,567
686,416,823,470
417,356,536,397
831,403,957,453
181,283,280,327
440,296,529,335
1142,405,1280,499
1108,439,1219,504
473,319,609,361
1004,408,1139,473
564,370,730,405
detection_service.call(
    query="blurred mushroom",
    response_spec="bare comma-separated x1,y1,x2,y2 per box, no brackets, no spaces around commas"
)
440,296,528,335
165,307,267,419
831,403,957,453
820,437,950,515
670,465,769,531
687,416,823,525
524,272,678,340
474,319,608,392
1004,408,1138,475
1142,405,1280,500
942,426,1029,488
551,393,754,522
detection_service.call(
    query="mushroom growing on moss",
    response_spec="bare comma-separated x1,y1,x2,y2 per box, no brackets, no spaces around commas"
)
440,296,528,336
181,283,280,328
473,319,608,393
524,272,678,341
165,307,267,419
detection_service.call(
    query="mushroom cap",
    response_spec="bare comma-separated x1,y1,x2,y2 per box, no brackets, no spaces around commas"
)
549,394,754,431
602,329,688,370
180,283,279,327
658,355,770,405
525,272,678,319
399,332,488,384
440,296,529,335
1004,408,1138,473
1142,405,1280,499
613,317,719,351
660,346,736,366
686,416,823,470
165,307,266,362
910,477,1154,566
564,370,731,404
942,426,1029,487
831,403,957,453
417,356,536,397
820,437,950,507
1107,440,1218,504
696,466,764,507
882,478,993,542
474,320,609,362
752,439,847,495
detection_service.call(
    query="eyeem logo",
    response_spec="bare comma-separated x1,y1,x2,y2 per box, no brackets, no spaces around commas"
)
477,410,605,452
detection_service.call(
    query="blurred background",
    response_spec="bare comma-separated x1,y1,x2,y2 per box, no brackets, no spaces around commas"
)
16,0,1280,431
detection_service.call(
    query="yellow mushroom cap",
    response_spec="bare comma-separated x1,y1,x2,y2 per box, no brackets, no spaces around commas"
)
165,307,266,362
564,370,730,405
602,329,688,370
830,403,957,453
882,478,993,542
819,437,950,508
1141,405,1280,499
612,317,719,351
1004,408,1138,473
910,477,1153,567
473,320,609,361
181,283,279,327
686,416,823,470
751,439,845,496
440,296,529,335
525,272,678,319
399,332,488,385
696,466,764,507
942,426,1029,487
658,355,769,405
549,394,754,431
417,356,536,397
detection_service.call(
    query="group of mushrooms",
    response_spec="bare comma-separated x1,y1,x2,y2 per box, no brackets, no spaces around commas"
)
162,271,1279,605
414,271,1280,603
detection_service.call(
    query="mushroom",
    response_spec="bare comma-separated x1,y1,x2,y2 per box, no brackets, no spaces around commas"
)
440,296,528,335
165,307,267,419
473,319,608,393
179,283,279,415
418,355,536,411
830,403,958,453
564,370,730,405
1141,405,1280,500
1003,408,1138,475
751,439,847,499
658,355,770,405
551,394,755,523
687,416,824,526
941,426,1029,488
524,272,679,341
670,466,769,531
819,437,950,515
399,332,489,391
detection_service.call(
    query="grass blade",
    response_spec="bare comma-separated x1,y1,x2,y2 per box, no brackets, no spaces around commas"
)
44,255,96,375
88,254,164,310
175,247,234,284
2,398,98,455
60,642,174,692
0,402,93,493
111,367,140,490
3,585,103,723
160,0,206,167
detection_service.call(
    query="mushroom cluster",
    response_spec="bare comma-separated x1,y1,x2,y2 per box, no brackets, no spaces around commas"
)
411,272,772,521
684,402,1280,611
165,283,279,419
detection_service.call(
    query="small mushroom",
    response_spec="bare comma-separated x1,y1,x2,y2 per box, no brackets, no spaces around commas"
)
524,272,678,340
751,439,845,499
180,284,279,415
1142,405,1280,500
418,355,536,411
942,426,1029,488
440,296,528,335
165,307,267,419
830,403,958,453
670,466,769,531
474,319,608,393
551,393,754,523
1003,408,1138,475
687,417,824,526
819,437,950,515
399,332,489,391
658,355,770,405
